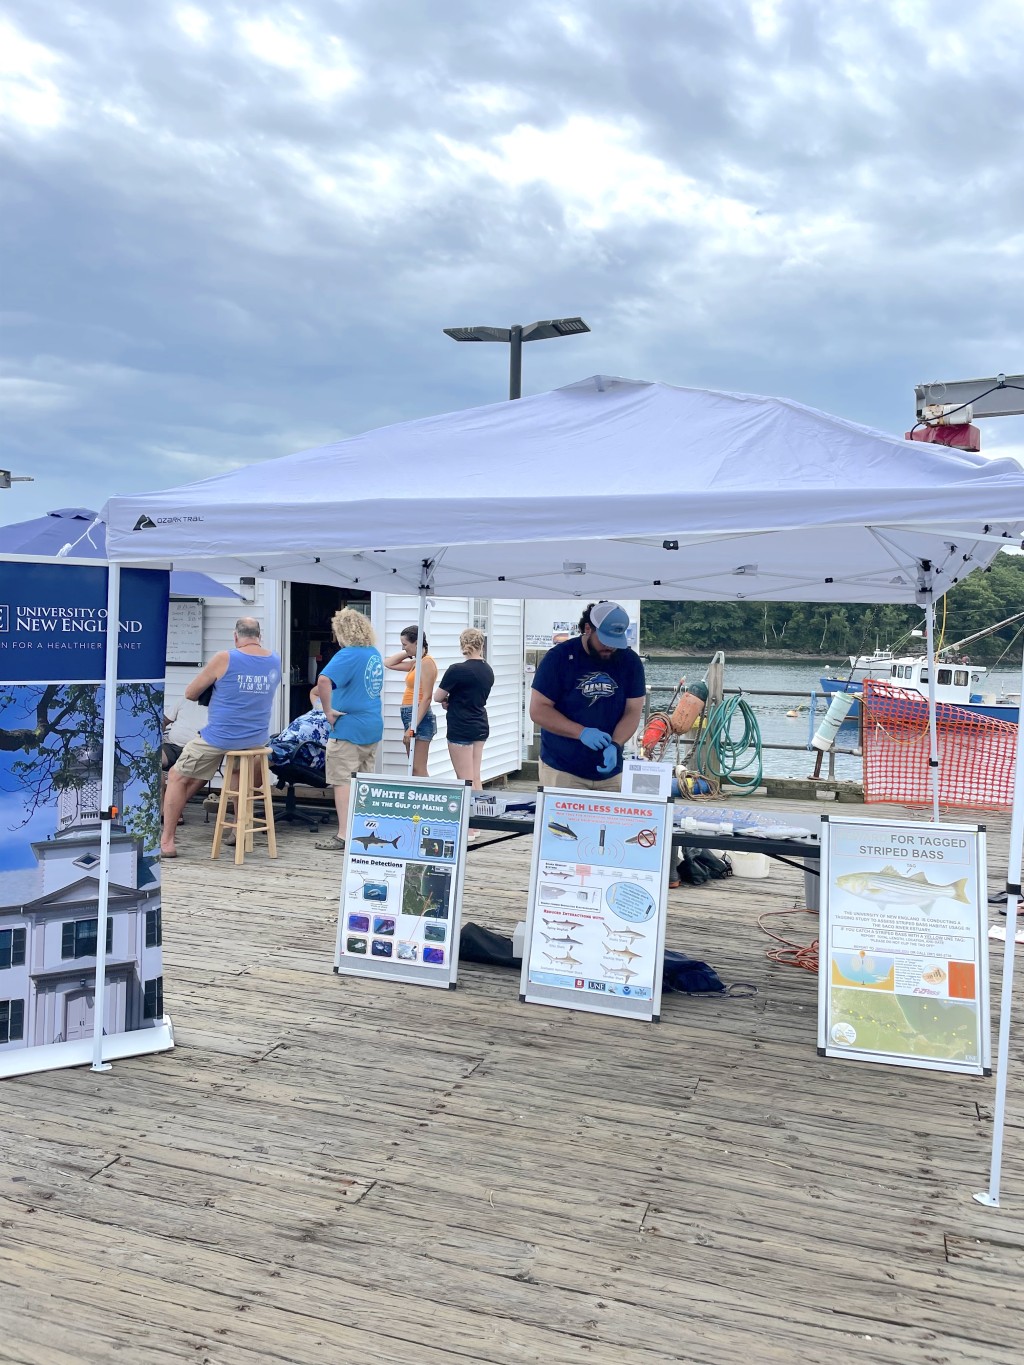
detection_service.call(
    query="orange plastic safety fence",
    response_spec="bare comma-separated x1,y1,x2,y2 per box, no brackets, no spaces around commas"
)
861,679,1017,808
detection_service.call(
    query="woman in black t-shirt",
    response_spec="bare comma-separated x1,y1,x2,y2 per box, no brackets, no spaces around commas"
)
435,627,494,790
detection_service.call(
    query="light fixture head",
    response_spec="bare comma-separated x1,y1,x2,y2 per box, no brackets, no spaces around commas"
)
522,317,591,342
443,326,512,343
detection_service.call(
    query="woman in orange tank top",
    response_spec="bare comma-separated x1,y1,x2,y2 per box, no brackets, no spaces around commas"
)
384,626,438,775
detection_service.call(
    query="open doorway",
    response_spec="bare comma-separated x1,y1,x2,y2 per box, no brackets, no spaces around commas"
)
287,582,371,721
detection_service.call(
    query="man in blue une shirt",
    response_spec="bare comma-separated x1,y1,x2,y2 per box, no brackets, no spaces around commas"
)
529,601,646,791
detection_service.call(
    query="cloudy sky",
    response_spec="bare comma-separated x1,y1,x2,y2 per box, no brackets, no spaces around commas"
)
2,0,1023,521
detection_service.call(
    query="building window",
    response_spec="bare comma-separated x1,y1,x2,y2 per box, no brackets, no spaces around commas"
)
143,976,164,1020
471,598,491,658
73,853,101,870
0,999,25,1043
145,908,162,949
0,928,26,970
61,918,114,960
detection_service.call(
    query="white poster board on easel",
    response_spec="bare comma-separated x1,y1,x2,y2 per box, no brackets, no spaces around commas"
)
817,813,990,1075
334,775,471,989
519,787,672,1022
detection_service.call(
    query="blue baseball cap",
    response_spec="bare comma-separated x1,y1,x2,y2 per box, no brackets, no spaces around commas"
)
590,601,630,649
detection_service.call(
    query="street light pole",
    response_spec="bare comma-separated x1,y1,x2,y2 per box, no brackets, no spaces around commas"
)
443,317,590,400
509,324,523,400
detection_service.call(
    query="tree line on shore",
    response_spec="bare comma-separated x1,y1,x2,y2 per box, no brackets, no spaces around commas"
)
640,551,1024,664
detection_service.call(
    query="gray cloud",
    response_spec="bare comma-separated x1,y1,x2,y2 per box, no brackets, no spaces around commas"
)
2,0,1023,515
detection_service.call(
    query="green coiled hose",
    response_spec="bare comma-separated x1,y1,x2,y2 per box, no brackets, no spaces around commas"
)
691,693,763,796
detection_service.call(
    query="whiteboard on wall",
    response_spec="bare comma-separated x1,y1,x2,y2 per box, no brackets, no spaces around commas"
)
166,600,204,664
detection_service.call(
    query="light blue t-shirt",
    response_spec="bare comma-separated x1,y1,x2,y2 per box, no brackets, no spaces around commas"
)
321,646,384,744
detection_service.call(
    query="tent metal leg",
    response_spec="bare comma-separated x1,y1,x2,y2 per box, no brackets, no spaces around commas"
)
924,597,941,825
405,568,430,778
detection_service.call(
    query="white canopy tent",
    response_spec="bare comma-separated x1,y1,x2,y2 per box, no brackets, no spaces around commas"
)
103,376,1024,601
100,374,1024,1204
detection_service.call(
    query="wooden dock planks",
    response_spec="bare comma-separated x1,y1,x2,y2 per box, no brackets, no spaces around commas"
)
1,793,1022,1364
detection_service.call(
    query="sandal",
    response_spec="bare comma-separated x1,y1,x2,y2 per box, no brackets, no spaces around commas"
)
315,835,347,852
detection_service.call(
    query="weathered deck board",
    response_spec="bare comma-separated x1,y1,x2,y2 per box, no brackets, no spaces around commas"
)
2,793,1022,1364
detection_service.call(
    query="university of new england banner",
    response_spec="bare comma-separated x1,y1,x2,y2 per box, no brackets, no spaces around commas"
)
0,559,174,1078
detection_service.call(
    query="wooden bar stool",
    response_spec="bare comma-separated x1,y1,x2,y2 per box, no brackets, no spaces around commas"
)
210,748,278,866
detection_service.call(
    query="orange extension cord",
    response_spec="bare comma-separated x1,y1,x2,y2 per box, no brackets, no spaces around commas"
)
757,906,819,972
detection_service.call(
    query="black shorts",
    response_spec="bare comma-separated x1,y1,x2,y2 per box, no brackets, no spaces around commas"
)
447,724,489,746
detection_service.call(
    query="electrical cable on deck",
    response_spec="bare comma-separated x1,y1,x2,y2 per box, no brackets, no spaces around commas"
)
758,906,819,972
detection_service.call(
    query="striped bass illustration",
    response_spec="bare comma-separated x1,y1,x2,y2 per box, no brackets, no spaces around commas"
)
836,865,970,910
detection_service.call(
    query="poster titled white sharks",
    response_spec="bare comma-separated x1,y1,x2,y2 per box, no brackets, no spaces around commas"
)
520,787,672,1022
0,559,174,1078
334,774,472,989
817,813,991,1075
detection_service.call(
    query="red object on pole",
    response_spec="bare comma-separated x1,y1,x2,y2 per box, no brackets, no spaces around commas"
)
906,424,982,451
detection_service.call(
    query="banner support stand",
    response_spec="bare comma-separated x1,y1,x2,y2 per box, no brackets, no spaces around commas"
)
91,562,120,1073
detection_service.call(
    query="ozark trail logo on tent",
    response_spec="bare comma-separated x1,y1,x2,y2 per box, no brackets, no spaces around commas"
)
132,513,204,530
576,671,618,706
0,605,8,632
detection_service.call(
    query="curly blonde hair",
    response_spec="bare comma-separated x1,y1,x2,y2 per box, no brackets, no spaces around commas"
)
460,627,486,657
332,607,376,649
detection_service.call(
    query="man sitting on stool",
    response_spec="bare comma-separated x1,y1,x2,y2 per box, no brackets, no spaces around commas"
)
160,617,282,858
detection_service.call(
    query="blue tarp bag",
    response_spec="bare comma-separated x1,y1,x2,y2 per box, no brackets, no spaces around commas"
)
661,950,726,995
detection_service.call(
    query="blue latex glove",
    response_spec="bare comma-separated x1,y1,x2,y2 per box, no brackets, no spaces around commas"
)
579,727,613,751
596,743,619,775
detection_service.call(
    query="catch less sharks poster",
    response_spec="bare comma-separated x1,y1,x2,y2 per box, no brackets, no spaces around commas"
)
817,814,991,1075
334,775,471,989
520,788,672,1022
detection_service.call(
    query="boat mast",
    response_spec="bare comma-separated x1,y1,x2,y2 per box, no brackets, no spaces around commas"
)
938,609,1024,657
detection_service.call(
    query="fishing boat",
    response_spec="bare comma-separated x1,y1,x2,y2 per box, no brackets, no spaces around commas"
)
819,613,1024,723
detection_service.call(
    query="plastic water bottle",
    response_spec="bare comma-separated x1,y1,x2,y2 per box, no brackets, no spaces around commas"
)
812,692,856,750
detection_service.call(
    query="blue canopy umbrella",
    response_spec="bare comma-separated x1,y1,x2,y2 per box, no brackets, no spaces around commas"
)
0,508,240,598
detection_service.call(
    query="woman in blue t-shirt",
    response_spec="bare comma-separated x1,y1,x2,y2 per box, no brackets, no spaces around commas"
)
314,608,384,852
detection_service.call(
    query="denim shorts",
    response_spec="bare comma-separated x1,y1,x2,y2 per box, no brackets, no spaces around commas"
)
401,705,437,741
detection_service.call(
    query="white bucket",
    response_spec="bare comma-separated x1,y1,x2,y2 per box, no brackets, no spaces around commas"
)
718,849,770,879
811,691,856,750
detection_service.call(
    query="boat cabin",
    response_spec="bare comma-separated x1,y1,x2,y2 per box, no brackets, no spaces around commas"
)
887,657,986,706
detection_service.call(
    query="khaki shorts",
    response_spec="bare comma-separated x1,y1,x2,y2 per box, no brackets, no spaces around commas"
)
538,760,622,793
326,739,379,787
173,737,227,782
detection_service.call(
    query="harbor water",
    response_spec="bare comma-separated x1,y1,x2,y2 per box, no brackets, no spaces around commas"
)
645,656,1024,781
